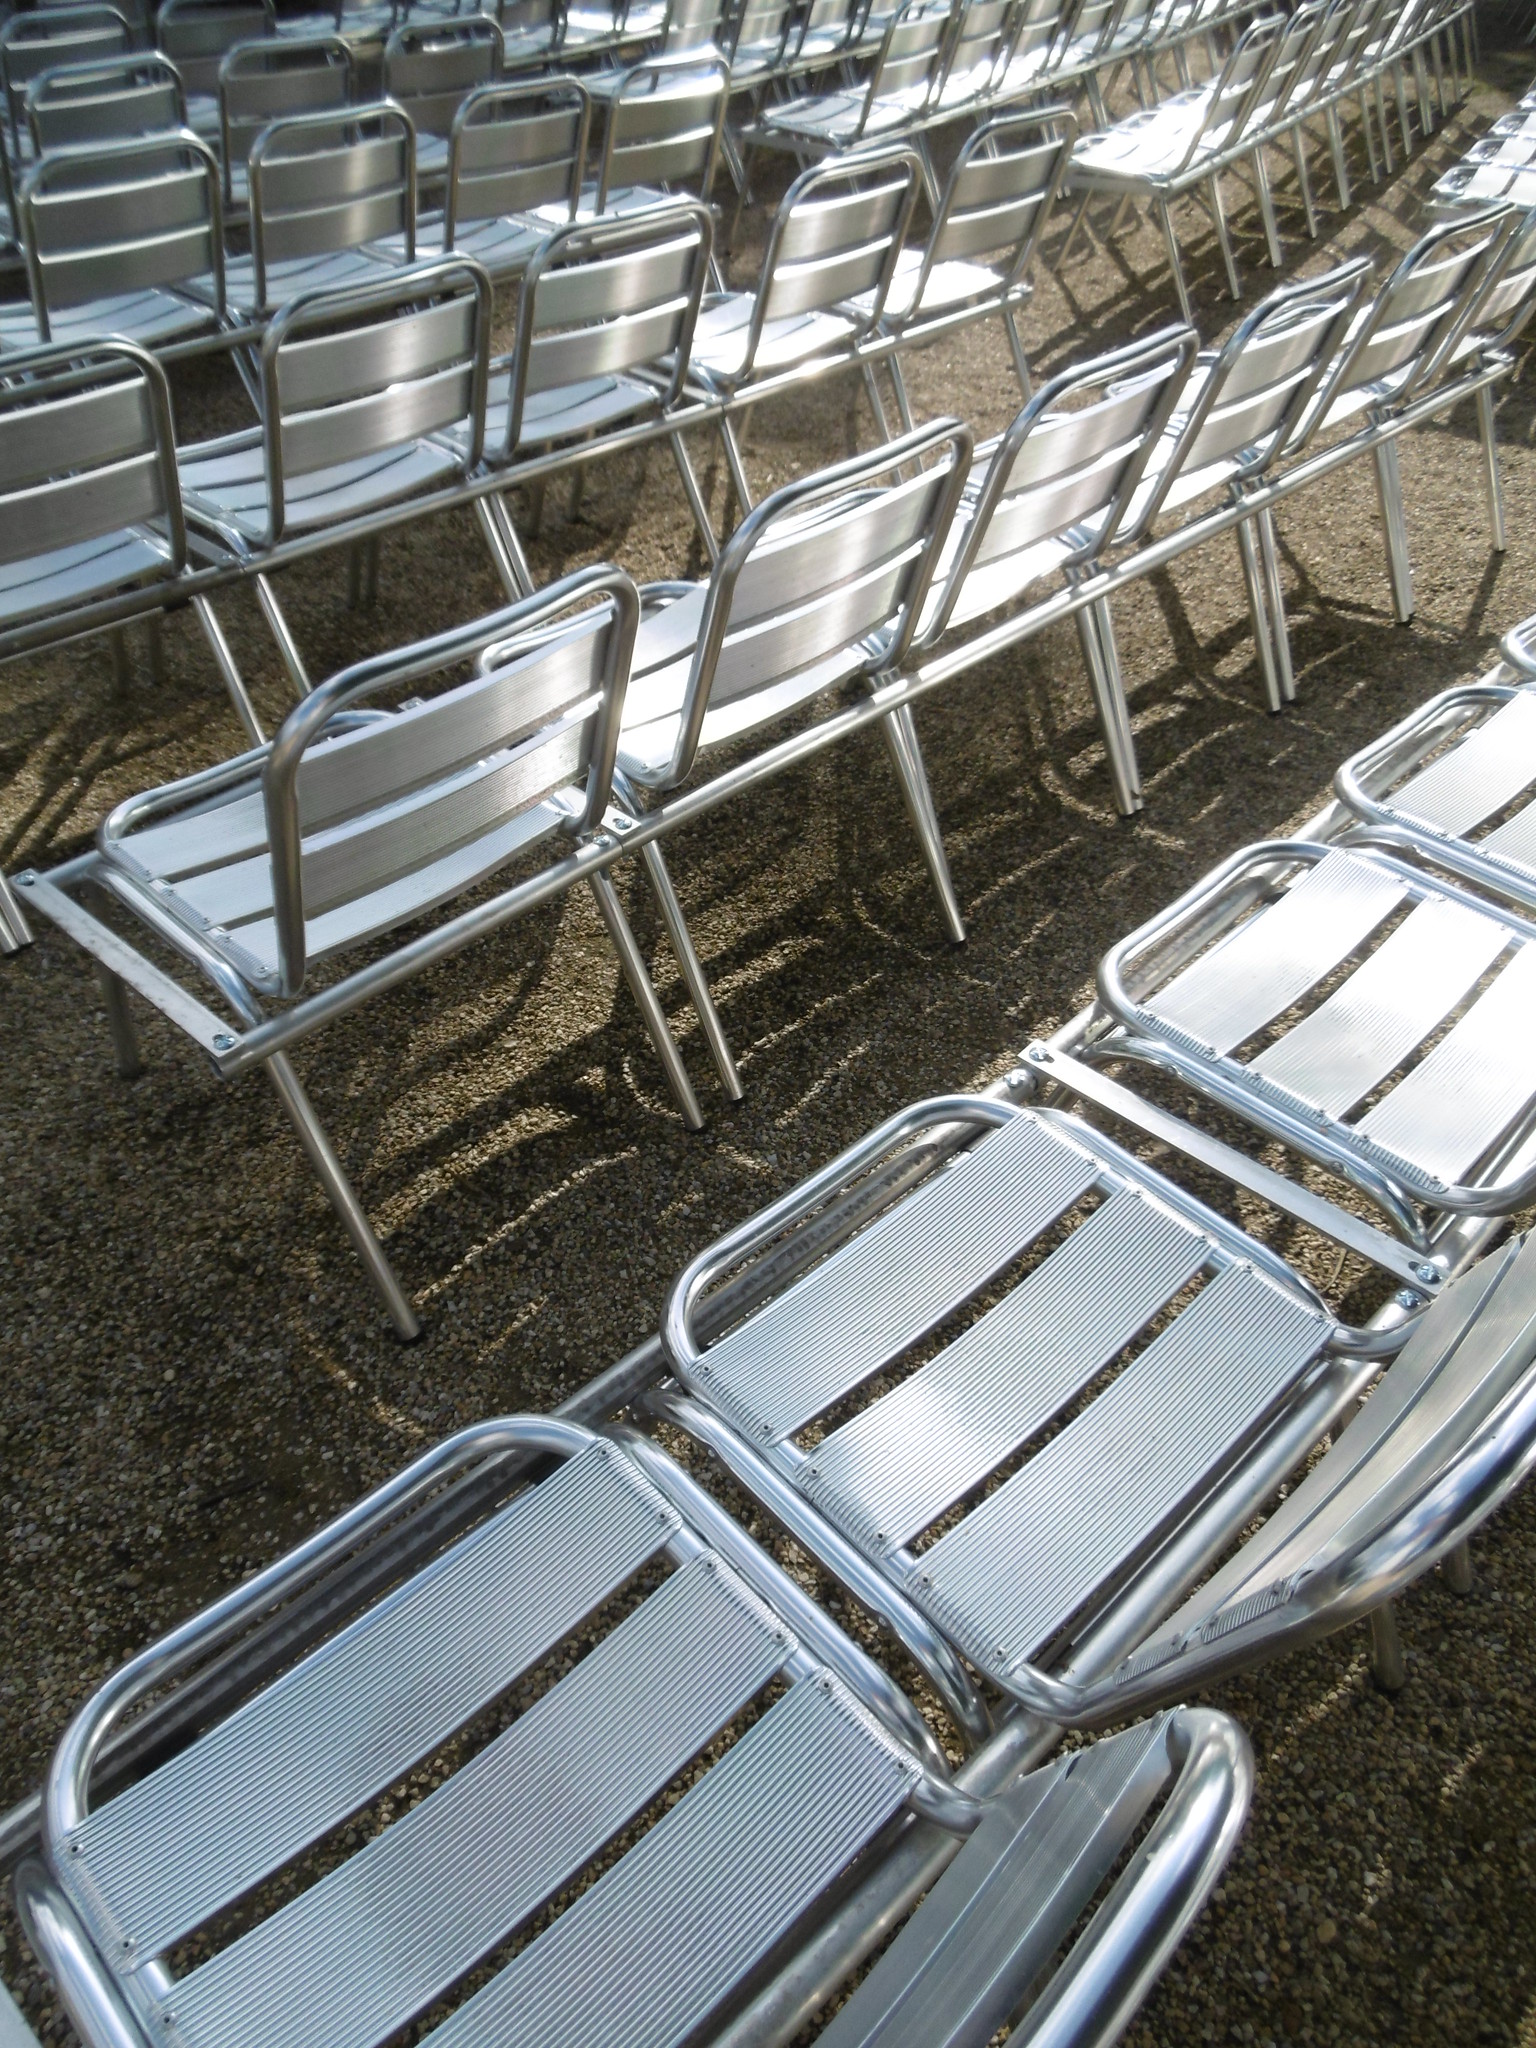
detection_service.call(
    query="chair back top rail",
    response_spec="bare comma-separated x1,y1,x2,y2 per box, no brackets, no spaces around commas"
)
382,13,503,138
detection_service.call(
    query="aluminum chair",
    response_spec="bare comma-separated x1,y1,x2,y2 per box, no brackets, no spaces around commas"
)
1332,613,1536,917
453,204,716,583
1093,838,1536,1248
0,130,229,357
647,1073,1536,1739
1065,11,1287,321
275,0,397,55
0,2,131,157
688,145,923,517
23,51,186,151
583,50,729,216
213,30,355,210
1254,0,1369,235
10,1415,1252,2048
382,12,503,180
503,420,972,1092
859,106,1075,409
717,0,799,80
176,257,491,696
153,0,275,142
428,74,590,278
10,569,723,1334
742,0,955,160
915,326,1197,817
191,99,414,319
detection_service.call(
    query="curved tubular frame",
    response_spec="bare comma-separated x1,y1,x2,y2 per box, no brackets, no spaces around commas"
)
260,561,638,993
443,73,591,248
1093,837,1536,1244
247,96,416,312
594,49,730,214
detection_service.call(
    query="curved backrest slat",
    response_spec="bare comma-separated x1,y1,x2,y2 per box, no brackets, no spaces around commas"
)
21,136,220,314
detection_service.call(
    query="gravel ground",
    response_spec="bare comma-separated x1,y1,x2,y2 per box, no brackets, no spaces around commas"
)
6,16,1536,2042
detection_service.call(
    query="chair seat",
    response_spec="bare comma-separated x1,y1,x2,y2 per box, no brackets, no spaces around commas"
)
179,427,464,550
187,244,400,317
0,286,219,354
686,292,858,386
615,582,872,785
1070,91,1227,185
0,525,177,631
455,370,663,462
851,249,1011,325
415,130,452,178
433,211,547,276
756,87,925,147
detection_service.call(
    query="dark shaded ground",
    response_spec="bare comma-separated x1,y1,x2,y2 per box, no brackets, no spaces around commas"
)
5,13,1536,2041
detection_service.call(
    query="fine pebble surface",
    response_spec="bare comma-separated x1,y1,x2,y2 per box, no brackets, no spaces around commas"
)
5,12,1536,2043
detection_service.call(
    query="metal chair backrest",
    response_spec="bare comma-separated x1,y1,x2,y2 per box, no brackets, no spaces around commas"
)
154,0,274,100
1257,0,1330,121
25,51,185,149
941,0,1015,94
1171,11,1284,175
251,568,636,990
249,101,415,305
0,335,186,609
1431,200,1536,368
653,0,728,53
218,31,353,202
866,0,953,119
1283,0,1360,108
492,0,567,49
721,0,796,67
17,129,225,331
1,3,130,144
735,142,921,372
1000,0,1063,71
383,14,502,139
907,104,1073,306
592,52,728,211
255,256,489,550
653,418,971,785
445,74,589,242
922,324,1196,643
1312,207,1510,426
500,201,712,450
784,0,863,61
1140,255,1372,519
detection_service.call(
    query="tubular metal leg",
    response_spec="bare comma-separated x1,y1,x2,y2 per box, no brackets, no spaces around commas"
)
878,703,966,943
1252,147,1283,267
1476,382,1506,552
1326,104,1353,206
1257,506,1295,703
1206,173,1241,300
1156,198,1195,323
1444,1540,1474,1594
861,362,893,443
145,612,166,686
587,870,705,1131
669,432,721,565
110,628,132,695
1356,90,1381,185
254,575,312,698
637,838,743,1101
477,493,535,598
888,355,918,433
191,595,265,746
0,869,35,954
1368,1601,1406,1691
1291,127,1318,237
1371,439,1415,622
1002,307,1032,399
567,465,586,522
718,416,755,520
1092,598,1142,802
263,1050,421,1341
1074,603,1140,816
1374,76,1394,173
95,964,142,1079
362,533,381,607
1054,187,1095,269
347,542,364,609
1236,518,1284,713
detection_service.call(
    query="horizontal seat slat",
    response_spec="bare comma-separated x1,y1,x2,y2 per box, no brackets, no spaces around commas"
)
800,1188,1207,1549
1396,690,1536,837
64,1443,672,1964
1146,852,1407,1056
1357,941,1536,1183
1251,895,1510,1117
693,1115,1101,1444
170,1555,789,2048
425,1675,919,2048
914,1263,1328,1668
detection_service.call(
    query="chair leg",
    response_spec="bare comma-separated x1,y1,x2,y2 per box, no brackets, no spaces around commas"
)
1002,307,1032,399
1074,601,1141,816
1371,439,1415,623
1235,517,1284,713
1476,382,1507,553
1291,127,1318,238
1356,89,1381,185
145,612,166,686
192,594,266,746
1252,148,1282,268
888,355,918,433
474,494,534,598
1327,103,1353,207
1055,187,1095,270
1374,76,1394,174
0,869,35,954
263,1049,421,1340
110,628,133,695
95,963,143,1079
1367,1600,1406,1691
1091,598,1142,805
669,432,721,566
254,575,312,698
638,838,743,1100
363,533,381,607
861,362,893,443
1155,197,1195,323
1205,172,1241,301
587,870,705,1130
878,703,966,942
1256,506,1295,704
718,417,755,521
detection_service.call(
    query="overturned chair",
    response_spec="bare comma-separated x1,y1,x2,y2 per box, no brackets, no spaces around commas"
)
11,1416,1253,2048
8,570,723,1342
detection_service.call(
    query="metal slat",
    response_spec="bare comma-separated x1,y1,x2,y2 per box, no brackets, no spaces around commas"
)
800,1190,1207,1551
425,1675,920,2048
914,1264,1328,1670
1251,896,1509,1116
1481,799,1536,874
63,1443,673,1965
1357,943,1536,1184
1147,853,1408,1056
1395,690,1536,836
168,1557,789,2048
693,1116,1101,1444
